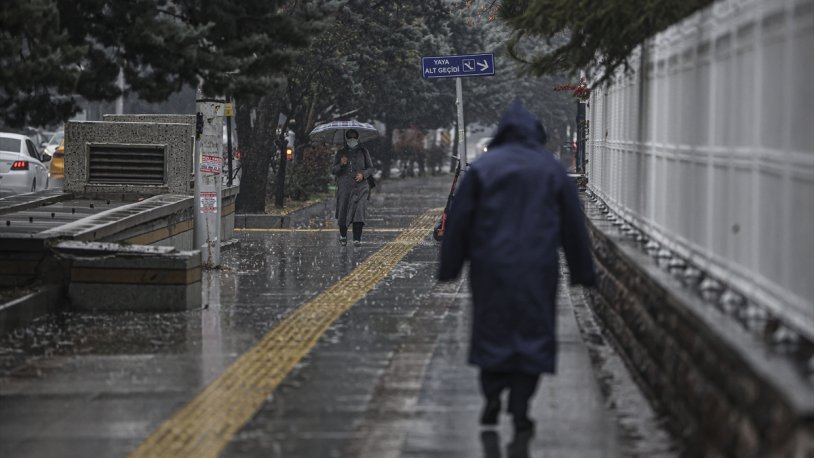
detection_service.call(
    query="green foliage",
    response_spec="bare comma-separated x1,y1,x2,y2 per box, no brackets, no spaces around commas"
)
263,0,464,181
0,0,86,127
284,145,334,200
496,0,713,85
0,0,314,128
460,19,575,142
281,0,459,135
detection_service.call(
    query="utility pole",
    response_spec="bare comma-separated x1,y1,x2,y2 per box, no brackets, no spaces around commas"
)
575,71,589,174
274,114,295,209
576,100,587,174
225,98,234,187
194,89,224,268
456,77,467,166
115,67,124,115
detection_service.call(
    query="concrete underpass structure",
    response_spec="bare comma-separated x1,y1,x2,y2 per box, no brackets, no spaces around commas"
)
584,0,814,454
0,115,238,327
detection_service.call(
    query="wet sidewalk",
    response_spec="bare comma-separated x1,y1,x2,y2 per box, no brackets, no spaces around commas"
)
0,175,675,457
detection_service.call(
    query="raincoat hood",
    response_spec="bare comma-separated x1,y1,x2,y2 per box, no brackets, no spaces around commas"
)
488,100,548,150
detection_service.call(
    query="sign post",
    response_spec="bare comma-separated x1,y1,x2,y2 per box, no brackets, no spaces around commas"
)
194,90,224,268
456,78,465,165
422,53,495,167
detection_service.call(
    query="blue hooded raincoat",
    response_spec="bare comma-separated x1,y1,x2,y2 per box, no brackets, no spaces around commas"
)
438,101,596,374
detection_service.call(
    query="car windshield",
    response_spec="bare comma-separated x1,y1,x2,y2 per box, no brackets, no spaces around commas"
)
47,131,64,147
0,137,22,153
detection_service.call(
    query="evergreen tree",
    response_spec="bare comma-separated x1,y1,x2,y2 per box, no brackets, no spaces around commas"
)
0,0,313,128
493,0,713,84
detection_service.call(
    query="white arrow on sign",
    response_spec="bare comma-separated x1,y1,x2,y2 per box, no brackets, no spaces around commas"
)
477,60,489,71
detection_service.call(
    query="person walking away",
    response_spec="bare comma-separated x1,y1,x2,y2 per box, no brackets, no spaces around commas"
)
437,100,596,433
332,129,374,247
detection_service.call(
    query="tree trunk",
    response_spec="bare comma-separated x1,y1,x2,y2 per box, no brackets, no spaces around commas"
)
380,120,393,179
304,95,318,135
235,96,278,213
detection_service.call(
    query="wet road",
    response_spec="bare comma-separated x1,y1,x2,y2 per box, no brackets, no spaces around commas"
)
0,175,676,457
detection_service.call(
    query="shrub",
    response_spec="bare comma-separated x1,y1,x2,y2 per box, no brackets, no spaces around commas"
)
285,144,334,200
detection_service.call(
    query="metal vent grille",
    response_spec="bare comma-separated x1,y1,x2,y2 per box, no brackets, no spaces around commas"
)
88,145,166,185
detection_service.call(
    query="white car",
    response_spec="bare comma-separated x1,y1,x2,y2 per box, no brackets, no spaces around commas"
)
0,132,50,196
42,129,64,157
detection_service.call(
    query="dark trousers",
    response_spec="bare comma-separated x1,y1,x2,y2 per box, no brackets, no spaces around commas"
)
479,370,540,420
352,222,363,241
339,222,364,240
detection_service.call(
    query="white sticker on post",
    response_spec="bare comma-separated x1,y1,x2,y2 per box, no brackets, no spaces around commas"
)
200,155,223,174
200,191,217,213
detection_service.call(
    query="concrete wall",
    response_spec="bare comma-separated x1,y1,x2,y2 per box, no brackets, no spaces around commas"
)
61,242,201,312
65,121,194,196
103,114,196,126
79,190,236,249
103,114,197,189
221,185,238,240
586,0,814,340
0,191,237,287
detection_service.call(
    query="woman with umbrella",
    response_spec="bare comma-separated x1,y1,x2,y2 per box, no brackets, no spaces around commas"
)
330,128,375,247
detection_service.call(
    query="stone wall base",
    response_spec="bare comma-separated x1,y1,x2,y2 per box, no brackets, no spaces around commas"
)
584,195,813,457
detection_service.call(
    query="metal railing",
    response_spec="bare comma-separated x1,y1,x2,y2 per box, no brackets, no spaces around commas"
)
586,0,814,343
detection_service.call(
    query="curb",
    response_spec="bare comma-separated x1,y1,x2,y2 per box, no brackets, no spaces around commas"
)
221,239,241,251
236,198,333,229
234,177,399,230
0,285,63,335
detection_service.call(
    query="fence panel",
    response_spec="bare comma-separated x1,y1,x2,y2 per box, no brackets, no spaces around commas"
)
587,0,814,339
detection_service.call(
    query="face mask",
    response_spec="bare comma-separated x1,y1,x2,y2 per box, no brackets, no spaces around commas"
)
347,139,359,148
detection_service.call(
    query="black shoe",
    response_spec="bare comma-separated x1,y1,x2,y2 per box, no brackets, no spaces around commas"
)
353,240,361,247
480,399,501,426
480,430,501,457
513,416,535,434
508,428,533,458
339,236,347,246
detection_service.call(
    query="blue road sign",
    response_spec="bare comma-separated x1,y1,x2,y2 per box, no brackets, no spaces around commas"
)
421,53,495,79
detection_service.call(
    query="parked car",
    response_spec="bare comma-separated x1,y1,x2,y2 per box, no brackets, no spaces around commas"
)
20,127,52,154
48,139,65,188
0,132,50,196
42,129,64,157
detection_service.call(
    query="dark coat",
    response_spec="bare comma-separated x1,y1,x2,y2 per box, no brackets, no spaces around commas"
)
438,101,596,375
332,145,374,225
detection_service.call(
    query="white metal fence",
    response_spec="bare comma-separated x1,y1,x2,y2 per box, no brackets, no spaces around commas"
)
587,0,814,339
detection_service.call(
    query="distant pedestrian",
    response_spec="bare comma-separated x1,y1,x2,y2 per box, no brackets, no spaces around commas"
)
438,100,596,433
332,129,374,247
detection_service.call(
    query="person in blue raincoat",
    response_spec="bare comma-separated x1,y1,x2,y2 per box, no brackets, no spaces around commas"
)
438,100,596,433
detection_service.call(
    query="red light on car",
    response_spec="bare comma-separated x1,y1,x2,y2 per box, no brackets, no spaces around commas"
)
11,161,29,170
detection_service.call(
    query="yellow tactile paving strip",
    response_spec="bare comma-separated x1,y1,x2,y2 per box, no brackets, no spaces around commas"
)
236,227,403,232
129,208,441,458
